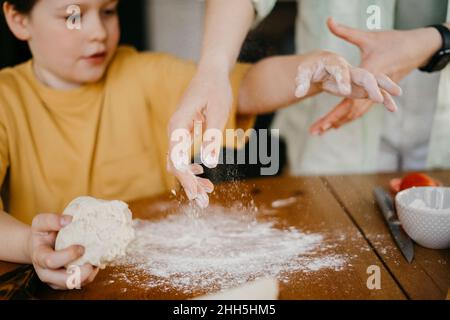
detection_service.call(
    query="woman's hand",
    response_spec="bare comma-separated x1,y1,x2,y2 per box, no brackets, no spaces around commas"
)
167,66,226,208
295,49,402,134
27,213,99,290
310,17,442,135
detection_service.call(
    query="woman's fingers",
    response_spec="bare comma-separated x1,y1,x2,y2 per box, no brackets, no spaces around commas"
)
327,17,368,48
169,152,214,208
202,99,229,168
310,98,353,135
193,176,214,209
333,99,374,129
189,164,204,175
176,170,199,200
194,191,209,209
310,98,377,135
197,177,214,194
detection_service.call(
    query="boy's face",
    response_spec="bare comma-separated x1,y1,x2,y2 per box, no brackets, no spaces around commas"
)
27,0,120,88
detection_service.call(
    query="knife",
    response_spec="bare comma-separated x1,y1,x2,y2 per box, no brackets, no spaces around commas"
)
373,187,415,263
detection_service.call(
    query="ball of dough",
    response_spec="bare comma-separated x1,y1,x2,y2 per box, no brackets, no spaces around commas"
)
55,196,135,269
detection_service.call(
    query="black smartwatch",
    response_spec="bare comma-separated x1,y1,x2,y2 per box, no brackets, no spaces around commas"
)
419,24,450,73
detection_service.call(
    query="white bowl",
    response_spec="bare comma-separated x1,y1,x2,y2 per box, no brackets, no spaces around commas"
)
395,187,450,249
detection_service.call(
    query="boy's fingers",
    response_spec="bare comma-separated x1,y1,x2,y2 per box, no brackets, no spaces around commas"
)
85,267,100,284
41,264,97,290
324,58,351,95
49,245,85,270
376,74,403,96
40,268,74,290
321,80,342,96
380,89,398,113
32,214,69,233
295,66,313,98
351,68,384,103
78,264,98,286
35,245,84,270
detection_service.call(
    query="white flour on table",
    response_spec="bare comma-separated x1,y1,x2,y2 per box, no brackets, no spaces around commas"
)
111,205,347,294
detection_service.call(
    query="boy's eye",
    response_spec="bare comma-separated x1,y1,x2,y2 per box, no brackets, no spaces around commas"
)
64,13,82,20
102,8,118,16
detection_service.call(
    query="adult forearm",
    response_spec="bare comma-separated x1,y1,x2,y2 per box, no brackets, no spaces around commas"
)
0,211,31,264
416,22,449,69
200,0,254,73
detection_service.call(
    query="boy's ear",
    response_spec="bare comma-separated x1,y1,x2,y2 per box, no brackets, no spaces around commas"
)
3,2,31,41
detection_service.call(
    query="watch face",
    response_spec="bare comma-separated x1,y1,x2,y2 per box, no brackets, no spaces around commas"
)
435,52,450,71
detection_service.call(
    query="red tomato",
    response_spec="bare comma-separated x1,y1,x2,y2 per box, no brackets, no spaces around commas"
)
390,173,441,194
399,173,439,191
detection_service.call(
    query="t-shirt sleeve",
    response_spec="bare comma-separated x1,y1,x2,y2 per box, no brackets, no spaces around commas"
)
0,118,9,212
136,53,255,151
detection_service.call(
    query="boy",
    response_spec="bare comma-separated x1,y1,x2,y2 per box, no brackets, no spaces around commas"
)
0,0,401,289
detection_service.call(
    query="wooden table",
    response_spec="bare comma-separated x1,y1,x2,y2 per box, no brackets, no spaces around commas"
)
1,172,449,300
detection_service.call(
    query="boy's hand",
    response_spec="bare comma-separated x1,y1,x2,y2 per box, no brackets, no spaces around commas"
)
295,49,402,136
167,67,227,207
309,17,440,135
28,213,99,290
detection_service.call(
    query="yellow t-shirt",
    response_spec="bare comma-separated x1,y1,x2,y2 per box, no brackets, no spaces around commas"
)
0,46,253,224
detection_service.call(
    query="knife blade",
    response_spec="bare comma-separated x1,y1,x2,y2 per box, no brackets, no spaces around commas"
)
373,187,415,263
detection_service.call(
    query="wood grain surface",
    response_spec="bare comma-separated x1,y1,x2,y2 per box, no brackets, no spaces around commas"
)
1,172,449,300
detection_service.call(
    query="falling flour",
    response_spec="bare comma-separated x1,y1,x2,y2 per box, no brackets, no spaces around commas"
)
111,205,347,294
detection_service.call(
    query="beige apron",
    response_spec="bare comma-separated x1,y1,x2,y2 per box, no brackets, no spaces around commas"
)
427,4,450,169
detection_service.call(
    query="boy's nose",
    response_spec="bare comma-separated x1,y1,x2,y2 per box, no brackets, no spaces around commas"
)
86,15,107,42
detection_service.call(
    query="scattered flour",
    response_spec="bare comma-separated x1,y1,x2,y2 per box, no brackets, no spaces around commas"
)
112,206,347,294
271,197,298,208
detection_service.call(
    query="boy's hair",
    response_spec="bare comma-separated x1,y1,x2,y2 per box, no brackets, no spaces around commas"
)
3,0,38,14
